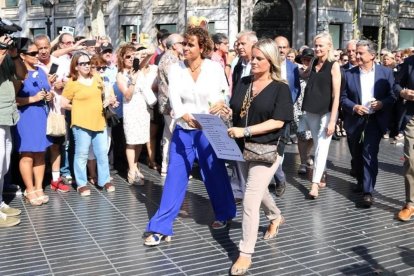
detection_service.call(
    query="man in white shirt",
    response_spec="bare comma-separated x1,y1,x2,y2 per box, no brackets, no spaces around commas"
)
341,40,396,207
34,34,70,192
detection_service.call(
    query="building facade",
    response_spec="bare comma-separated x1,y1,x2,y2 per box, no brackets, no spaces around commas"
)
1,0,414,50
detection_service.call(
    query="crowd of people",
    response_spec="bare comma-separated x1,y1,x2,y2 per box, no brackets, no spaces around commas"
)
1,19,414,275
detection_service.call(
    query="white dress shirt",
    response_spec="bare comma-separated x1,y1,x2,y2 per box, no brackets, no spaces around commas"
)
168,59,229,129
359,65,376,114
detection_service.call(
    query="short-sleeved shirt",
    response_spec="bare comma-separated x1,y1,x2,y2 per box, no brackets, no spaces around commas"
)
0,55,19,126
231,76,293,151
62,74,106,131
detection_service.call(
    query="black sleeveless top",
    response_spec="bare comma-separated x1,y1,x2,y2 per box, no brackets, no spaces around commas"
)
302,60,334,115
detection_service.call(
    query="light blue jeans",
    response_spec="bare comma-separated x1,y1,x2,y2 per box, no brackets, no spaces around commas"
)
72,126,110,187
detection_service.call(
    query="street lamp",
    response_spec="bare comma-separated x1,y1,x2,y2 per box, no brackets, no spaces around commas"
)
41,0,54,39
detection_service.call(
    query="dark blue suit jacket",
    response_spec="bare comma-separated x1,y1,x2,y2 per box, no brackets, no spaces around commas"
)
341,64,396,136
285,60,300,102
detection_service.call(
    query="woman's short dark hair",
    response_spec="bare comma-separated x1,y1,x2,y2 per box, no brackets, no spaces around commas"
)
69,53,91,80
184,27,213,59
212,33,228,50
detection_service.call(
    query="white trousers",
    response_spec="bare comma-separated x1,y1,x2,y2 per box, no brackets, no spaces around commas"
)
304,112,333,183
161,115,176,174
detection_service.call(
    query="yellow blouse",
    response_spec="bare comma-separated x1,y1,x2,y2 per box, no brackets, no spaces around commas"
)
62,74,106,131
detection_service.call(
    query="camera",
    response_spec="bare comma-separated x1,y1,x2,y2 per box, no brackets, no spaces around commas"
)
0,17,24,50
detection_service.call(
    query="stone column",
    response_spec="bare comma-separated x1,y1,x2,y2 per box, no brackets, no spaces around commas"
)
108,0,120,46
388,0,399,49
240,0,253,31
228,0,238,45
141,0,153,34
307,0,317,45
177,0,186,33
76,0,86,36
18,0,27,37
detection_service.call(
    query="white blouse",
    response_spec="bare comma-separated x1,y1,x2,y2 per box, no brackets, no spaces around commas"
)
168,59,229,129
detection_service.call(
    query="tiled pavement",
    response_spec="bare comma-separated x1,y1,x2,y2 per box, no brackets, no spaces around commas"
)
1,138,414,276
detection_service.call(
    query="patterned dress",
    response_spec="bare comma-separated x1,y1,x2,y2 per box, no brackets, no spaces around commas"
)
123,66,157,145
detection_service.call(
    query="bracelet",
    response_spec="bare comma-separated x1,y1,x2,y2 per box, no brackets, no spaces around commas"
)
225,64,231,68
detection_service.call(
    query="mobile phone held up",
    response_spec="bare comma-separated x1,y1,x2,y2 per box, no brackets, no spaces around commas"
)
133,58,140,71
84,39,96,47
49,63,59,75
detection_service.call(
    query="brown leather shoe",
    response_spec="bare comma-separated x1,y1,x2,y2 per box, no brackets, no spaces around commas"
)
397,205,414,221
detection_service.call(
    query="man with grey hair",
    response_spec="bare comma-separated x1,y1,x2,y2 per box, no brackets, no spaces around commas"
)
229,31,257,203
341,39,396,207
343,39,358,70
157,33,184,176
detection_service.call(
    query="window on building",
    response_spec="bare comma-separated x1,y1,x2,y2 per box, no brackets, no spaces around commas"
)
123,25,138,43
329,24,342,49
207,22,215,34
399,29,414,50
31,28,46,38
30,0,42,5
362,26,381,48
156,24,177,34
5,0,18,7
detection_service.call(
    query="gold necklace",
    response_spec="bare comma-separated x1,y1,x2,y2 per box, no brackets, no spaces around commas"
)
187,60,202,72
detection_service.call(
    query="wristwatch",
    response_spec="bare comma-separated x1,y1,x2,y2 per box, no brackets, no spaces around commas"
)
243,127,252,138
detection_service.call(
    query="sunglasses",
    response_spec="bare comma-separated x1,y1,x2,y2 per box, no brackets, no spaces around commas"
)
23,51,39,57
102,50,113,54
124,55,134,60
78,61,91,67
95,66,107,71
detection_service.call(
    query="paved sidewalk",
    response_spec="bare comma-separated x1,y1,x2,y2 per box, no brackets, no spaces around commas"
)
0,138,413,275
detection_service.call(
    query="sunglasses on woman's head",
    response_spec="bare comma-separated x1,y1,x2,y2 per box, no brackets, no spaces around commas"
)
78,61,91,67
23,51,39,57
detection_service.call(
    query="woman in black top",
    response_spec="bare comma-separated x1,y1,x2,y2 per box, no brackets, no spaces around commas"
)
302,32,341,199
227,39,293,275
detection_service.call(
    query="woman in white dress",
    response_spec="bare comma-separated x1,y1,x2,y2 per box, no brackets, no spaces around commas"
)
116,44,150,184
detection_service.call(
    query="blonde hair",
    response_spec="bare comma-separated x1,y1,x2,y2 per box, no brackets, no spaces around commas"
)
252,38,287,84
314,32,335,62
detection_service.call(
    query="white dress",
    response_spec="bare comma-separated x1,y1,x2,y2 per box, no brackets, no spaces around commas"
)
123,66,157,145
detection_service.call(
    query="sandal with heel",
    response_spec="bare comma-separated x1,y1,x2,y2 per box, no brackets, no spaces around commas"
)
144,233,171,246
23,190,43,206
35,189,49,204
230,256,252,276
263,215,285,240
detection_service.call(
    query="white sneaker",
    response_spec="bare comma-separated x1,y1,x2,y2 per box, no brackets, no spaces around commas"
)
0,202,21,216
0,211,20,227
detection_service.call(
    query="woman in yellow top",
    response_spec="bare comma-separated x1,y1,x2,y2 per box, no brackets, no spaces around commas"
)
62,53,115,196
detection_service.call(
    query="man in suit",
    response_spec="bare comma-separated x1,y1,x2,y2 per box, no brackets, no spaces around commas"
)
229,31,257,203
394,52,414,221
272,36,300,197
341,40,396,207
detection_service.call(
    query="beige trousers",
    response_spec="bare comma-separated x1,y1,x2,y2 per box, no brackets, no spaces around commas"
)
404,116,414,206
238,155,282,256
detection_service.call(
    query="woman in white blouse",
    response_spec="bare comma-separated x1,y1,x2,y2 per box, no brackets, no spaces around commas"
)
144,27,236,246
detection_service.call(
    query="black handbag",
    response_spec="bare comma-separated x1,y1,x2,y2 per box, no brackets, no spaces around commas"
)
104,105,120,127
241,81,279,164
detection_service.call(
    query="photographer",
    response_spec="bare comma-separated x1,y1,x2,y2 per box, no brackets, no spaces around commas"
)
0,34,26,226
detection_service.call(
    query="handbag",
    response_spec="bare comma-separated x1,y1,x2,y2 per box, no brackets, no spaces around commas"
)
241,81,280,164
46,97,66,137
142,87,157,107
104,105,120,127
